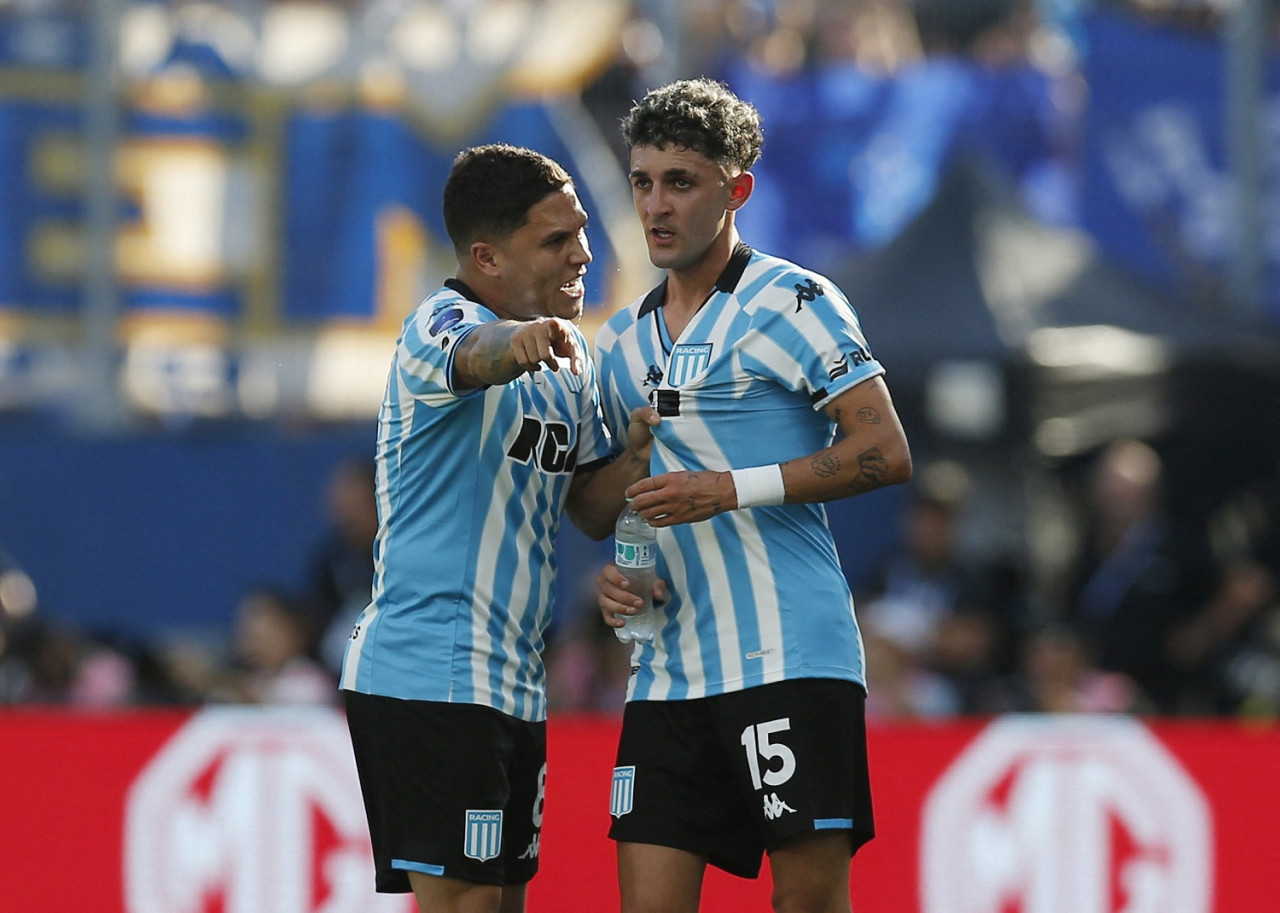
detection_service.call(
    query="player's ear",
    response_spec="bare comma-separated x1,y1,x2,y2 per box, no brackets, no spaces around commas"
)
726,171,753,211
471,240,501,276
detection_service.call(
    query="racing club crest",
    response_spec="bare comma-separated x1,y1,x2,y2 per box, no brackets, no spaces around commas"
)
611,766,636,818
464,809,503,862
667,344,712,387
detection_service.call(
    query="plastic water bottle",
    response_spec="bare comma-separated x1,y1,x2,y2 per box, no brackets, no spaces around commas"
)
614,502,657,643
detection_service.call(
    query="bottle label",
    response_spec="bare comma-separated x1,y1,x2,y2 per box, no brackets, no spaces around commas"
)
615,540,655,569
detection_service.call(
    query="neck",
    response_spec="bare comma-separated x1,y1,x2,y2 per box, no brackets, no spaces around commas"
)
454,268,512,320
664,225,739,314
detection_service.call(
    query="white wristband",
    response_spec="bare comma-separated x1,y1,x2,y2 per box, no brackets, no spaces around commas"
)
730,464,785,508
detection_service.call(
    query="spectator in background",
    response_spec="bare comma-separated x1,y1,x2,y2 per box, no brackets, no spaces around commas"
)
0,618,83,704
928,605,1011,715
0,616,151,707
857,462,978,659
300,457,378,675
229,586,337,705
863,625,961,718
857,462,1015,715
1062,439,1206,712
994,623,1146,714
1166,464,1280,716
159,585,336,706
1059,437,1278,715
0,552,146,706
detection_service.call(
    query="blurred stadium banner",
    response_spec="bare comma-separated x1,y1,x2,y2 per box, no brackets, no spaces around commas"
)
1081,9,1280,318
0,0,649,422
0,708,1275,912
1,2,1277,426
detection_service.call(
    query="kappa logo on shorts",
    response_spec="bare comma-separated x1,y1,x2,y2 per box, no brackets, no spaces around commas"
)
762,792,796,820
610,766,636,818
464,810,503,862
518,833,540,860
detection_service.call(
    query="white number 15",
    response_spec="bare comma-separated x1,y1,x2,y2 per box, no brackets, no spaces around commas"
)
739,718,796,790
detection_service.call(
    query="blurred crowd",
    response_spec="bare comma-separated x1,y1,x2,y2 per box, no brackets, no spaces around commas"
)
1,444,1278,720
0,456,378,709
543,442,1280,722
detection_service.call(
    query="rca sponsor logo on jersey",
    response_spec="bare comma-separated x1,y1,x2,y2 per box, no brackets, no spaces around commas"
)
921,716,1212,913
505,417,577,473
125,708,412,913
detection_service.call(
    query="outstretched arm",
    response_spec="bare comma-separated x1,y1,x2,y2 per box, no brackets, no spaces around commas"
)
623,375,912,527
451,316,584,390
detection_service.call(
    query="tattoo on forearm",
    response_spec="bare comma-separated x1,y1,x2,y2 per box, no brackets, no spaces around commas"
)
849,447,889,492
856,407,881,424
481,349,508,377
811,453,841,478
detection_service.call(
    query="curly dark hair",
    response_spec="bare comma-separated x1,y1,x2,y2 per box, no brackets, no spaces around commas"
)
621,78,763,173
442,144,573,255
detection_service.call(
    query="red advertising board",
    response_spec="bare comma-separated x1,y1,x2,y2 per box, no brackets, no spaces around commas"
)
0,709,1276,912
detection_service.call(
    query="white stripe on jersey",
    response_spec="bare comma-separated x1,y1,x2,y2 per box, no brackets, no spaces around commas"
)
467,389,505,712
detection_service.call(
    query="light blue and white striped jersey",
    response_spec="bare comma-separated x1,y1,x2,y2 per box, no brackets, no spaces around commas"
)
593,243,885,702
341,279,614,721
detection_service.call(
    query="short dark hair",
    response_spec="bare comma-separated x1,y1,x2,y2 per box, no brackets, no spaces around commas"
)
442,144,573,255
621,78,763,173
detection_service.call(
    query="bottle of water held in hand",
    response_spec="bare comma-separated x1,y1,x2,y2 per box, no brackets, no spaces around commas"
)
614,502,657,643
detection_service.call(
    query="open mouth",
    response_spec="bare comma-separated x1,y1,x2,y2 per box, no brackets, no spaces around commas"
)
560,277,585,297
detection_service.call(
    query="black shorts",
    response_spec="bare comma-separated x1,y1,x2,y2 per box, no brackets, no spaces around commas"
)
607,678,874,879
343,691,547,892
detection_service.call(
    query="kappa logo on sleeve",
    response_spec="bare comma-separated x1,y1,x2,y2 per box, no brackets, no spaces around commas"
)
793,278,824,312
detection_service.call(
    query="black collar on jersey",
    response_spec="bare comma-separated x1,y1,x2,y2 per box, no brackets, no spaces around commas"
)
444,277,482,303
636,241,754,318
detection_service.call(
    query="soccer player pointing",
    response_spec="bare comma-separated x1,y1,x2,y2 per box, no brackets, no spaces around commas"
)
341,144,655,913
594,79,912,913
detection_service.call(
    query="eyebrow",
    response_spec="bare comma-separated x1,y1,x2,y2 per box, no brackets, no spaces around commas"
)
629,167,696,180
541,215,588,244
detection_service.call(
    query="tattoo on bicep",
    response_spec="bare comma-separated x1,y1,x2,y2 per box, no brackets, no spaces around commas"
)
856,407,881,424
812,453,841,478
848,446,888,492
